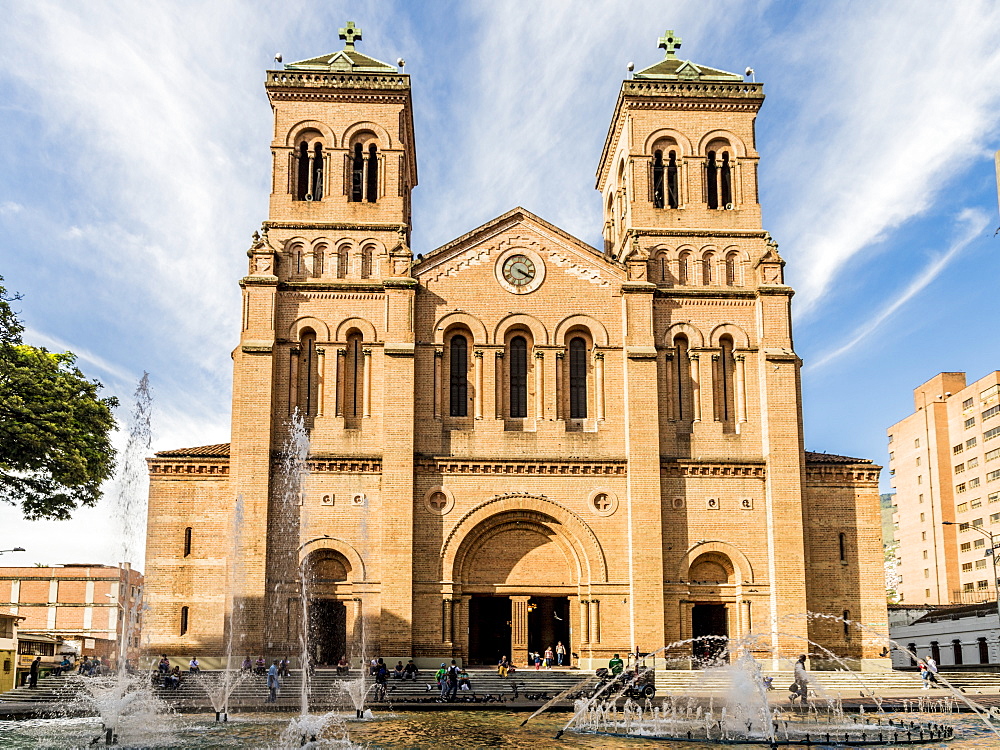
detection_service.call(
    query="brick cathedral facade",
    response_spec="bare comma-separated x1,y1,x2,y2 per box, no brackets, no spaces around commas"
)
145,28,888,670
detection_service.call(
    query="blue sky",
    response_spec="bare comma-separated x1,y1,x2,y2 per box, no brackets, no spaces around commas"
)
1,1,999,566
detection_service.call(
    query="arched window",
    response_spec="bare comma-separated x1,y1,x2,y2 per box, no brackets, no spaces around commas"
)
667,151,679,208
725,252,738,286
366,143,378,202
706,151,718,209
449,335,468,417
296,142,310,201
183,527,192,557
338,248,349,278
674,334,691,421
312,143,324,201
718,335,735,422
720,151,732,207
839,532,847,562
345,332,363,419
953,639,963,665
656,253,668,283
678,252,691,286
179,606,189,636
569,337,587,419
360,247,372,279
702,253,714,285
652,150,665,209
298,330,318,416
509,336,528,418
351,143,364,202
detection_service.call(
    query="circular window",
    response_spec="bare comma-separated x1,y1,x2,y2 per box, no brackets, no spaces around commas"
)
588,488,619,517
423,486,455,516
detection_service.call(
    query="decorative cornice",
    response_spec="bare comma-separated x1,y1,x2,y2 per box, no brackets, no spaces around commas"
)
279,282,385,294
264,221,404,231
661,461,766,479
308,458,382,473
654,291,757,302
416,457,628,476
634,229,767,239
805,466,881,484
147,458,230,476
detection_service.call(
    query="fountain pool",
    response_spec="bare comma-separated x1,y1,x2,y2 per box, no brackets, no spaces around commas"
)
0,709,997,749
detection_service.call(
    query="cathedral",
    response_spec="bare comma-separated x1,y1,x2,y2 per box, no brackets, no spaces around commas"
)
145,26,888,670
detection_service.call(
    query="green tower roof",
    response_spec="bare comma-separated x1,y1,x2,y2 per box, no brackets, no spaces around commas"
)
633,29,743,82
284,21,398,73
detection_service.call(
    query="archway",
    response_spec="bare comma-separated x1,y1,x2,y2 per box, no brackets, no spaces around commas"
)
302,549,353,666
448,504,590,666
687,550,736,666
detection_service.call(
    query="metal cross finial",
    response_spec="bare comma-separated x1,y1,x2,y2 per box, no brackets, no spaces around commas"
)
658,30,682,58
339,21,362,50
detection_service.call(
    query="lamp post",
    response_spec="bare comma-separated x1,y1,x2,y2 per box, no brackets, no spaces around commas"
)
0,548,25,555
942,522,1000,622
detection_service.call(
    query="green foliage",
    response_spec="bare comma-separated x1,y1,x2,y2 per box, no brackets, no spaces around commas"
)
0,276,118,520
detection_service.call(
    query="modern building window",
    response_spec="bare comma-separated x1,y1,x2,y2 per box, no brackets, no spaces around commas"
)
978,580,989,590
963,397,975,410
568,337,588,419
991,513,1000,524
920,513,925,522
180,606,189,636
922,550,928,559
924,568,930,578
957,483,967,493
986,426,1000,441
970,477,981,488
986,448,1000,462
971,496,982,508
973,517,984,527
984,405,1000,421
915,438,920,448
962,562,973,572
509,336,528,419
954,444,965,454
988,469,1000,483
975,538,986,548
956,463,966,473
183,527,192,557
968,457,979,469
449,335,468,417
991,492,1000,503
961,542,972,552
958,502,969,512
916,456,921,466
966,417,977,429
968,437,979,448
964,582,975,592
976,559,987,569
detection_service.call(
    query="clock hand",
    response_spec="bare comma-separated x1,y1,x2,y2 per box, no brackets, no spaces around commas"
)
512,265,528,279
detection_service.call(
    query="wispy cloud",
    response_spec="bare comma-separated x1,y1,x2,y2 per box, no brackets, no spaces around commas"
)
23,326,136,385
805,208,989,372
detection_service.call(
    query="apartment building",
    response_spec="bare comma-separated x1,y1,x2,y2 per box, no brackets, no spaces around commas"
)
888,371,1000,604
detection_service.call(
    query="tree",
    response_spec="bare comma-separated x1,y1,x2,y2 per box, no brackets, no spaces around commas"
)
0,276,117,520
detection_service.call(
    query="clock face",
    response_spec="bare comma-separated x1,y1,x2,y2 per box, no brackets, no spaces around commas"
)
502,254,535,287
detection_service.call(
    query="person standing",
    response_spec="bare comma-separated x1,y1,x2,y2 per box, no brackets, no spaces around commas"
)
446,660,459,700
556,641,566,667
926,656,939,686
544,646,555,669
918,660,930,689
28,656,41,689
267,659,280,704
790,654,809,705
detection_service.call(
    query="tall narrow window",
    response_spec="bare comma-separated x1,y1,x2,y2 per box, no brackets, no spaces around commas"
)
569,337,588,419
180,606,189,636
931,641,940,664
366,144,378,202
718,335,735,422
652,150,665,208
843,611,851,639
360,247,372,278
667,151,679,208
675,335,690,421
706,151,718,209
183,527,192,557
299,331,317,416
449,335,468,417
338,249,349,278
978,637,989,664
908,643,918,666
953,640,963,665
720,151,732,207
838,532,847,562
346,333,363,419
509,336,528,418
702,253,714,285
312,143,324,201
678,252,690,285
351,144,364,202
725,252,738,286
296,142,309,201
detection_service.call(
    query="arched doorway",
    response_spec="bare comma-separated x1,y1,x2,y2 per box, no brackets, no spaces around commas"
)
687,551,736,666
302,549,353,666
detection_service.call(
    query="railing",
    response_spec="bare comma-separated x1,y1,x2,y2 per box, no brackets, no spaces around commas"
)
951,590,997,604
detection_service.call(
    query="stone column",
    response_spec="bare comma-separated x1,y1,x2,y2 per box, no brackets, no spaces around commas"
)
534,351,544,419
474,350,484,420
589,600,601,644
689,353,701,422
335,349,346,417
316,347,326,416
362,348,372,418
289,347,300,416
510,596,530,666
735,353,747,430
495,351,505,419
595,351,606,421
433,350,442,419
451,599,462,655
580,600,590,645
555,351,565,419
443,599,453,644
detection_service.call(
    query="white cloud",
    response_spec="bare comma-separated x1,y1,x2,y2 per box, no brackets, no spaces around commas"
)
805,208,989,372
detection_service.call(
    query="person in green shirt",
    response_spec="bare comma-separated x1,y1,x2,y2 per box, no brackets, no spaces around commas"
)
608,654,624,676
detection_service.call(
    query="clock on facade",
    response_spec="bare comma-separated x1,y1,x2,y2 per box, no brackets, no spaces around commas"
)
495,248,545,294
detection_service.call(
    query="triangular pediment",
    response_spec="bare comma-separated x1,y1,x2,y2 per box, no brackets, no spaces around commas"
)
414,207,621,291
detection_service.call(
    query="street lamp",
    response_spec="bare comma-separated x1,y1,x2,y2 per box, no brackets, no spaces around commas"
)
0,548,25,555
942,521,1000,622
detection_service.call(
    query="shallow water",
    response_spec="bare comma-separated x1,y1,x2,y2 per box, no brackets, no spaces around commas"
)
0,710,997,748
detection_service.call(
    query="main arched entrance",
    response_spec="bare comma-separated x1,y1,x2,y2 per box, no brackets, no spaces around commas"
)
443,498,604,667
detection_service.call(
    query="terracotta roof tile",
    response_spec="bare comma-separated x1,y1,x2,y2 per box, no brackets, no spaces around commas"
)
154,443,230,458
804,451,872,465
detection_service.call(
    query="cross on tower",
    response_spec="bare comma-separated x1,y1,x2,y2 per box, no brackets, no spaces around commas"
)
658,30,682,58
339,21,362,50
